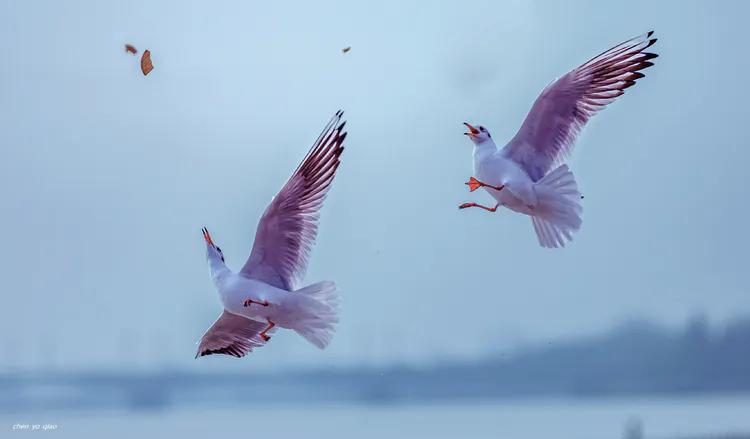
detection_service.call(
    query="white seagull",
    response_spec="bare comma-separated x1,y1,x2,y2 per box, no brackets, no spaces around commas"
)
461,32,658,248
196,111,346,358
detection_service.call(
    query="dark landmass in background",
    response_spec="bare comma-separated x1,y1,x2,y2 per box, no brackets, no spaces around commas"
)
2,314,749,412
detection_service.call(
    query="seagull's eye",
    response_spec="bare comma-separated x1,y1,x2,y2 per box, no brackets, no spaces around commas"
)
479,126,486,132
216,247,221,253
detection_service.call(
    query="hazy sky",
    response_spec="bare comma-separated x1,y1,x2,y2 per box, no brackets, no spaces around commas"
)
1,0,748,372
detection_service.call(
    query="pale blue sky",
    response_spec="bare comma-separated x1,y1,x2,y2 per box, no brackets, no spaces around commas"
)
0,0,748,372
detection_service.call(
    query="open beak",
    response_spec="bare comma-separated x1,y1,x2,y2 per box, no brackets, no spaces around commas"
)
202,227,214,246
464,122,479,137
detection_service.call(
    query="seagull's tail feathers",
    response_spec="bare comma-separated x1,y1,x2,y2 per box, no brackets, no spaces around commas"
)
531,164,583,248
293,281,339,349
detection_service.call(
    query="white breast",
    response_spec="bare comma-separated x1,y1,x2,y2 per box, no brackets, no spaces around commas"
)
219,275,296,324
474,146,537,212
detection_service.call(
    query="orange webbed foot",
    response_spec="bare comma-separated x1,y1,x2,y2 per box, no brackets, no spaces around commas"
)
466,177,482,192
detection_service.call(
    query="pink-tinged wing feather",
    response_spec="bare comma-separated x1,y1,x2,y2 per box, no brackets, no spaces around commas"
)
239,111,347,290
503,32,658,181
195,311,274,358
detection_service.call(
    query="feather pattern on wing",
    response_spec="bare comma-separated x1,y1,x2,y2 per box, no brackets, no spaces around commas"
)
239,111,347,290
195,311,273,358
503,32,658,181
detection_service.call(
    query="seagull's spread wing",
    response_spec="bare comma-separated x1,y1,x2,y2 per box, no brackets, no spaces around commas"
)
503,32,658,181
195,311,273,358
239,111,347,290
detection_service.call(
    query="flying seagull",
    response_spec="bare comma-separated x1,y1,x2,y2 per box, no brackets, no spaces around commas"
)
196,111,347,358
461,32,658,248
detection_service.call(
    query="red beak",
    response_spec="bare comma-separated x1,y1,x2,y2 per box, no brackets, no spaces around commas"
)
464,122,479,137
202,227,214,246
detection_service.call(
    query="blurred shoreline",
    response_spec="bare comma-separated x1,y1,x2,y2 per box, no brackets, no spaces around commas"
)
3,314,749,413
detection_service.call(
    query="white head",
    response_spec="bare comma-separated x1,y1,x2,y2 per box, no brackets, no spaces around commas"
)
463,122,492,145
202,227,227,278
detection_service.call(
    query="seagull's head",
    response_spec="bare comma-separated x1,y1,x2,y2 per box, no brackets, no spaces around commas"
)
202,227,225,264
463,122,492,145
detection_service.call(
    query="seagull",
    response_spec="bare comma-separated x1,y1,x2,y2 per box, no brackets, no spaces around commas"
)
460,32,658,248
196,111,347,358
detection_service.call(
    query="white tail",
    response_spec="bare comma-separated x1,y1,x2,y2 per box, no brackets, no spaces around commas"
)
293,281,339,349
531,164,583,248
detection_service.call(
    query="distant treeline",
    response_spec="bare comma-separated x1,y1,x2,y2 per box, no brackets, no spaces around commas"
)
349,314,750,401
2,315,749,411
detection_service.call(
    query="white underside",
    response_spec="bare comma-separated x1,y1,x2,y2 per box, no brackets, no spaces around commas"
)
217,276,293,326
474,145,582,248
216,274,338,348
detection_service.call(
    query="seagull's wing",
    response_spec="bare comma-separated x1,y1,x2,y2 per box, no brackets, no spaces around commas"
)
239,111,347,290
195,311,274,358
503,32,658,181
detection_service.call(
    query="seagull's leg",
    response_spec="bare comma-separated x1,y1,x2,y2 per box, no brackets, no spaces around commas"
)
259,319,276,342
465,177,505,193
458,202,500,212
243,299,270,308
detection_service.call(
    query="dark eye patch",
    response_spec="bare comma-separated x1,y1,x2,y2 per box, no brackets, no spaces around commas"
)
216,247,222,252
